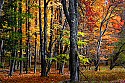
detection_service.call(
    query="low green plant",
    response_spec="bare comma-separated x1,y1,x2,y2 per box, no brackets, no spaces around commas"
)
56,54,69,64
9,57,27,62
79,55,90,65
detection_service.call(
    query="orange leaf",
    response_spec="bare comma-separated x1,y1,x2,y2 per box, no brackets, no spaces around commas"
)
120,20,124,26
115,30,120,33
113,24,121,29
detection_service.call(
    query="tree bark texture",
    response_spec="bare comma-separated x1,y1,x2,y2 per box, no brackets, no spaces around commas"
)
62,0,79,82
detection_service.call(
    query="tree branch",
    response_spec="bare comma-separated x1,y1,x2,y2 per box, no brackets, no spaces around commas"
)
78,0,85,16
119,43,125,52
46,0,51,6
91,0,96,6
61,0,71,25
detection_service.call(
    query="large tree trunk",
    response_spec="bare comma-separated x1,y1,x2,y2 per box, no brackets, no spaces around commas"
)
69,0,79,81
62,0,79,82
40,0,49,77
39,0,45,77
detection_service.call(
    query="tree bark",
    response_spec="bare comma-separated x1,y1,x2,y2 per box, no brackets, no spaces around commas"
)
39,0,45,77
18,0,23,75
46,2,53,75
62,0,79,82
0,0,4,16
25,0,30,74
0,0,4,63
8,0,17,76
34,32,37,73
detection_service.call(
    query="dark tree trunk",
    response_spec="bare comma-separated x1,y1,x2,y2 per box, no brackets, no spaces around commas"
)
9,51,15,76
59,62,65,74
62,0,79,82
25,0,30,74
13,51,18,72
9,0,17,76
54,42,59,70
39,0,44,77
0,0,4,16
110,52,121,70
41,0,50,76
0,40,3,63
56,37,60,70
41,0,51,76
25,0,28,74
34,32,37,73
69,0,79,81
28,0,31,69
13,0,18,71
0,0,4,63
18,0,23,75
58,5,64,74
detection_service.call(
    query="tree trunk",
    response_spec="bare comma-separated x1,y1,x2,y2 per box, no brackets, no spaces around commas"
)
9,0,17,76
0,0,4,63
9,51,15,76
13,51,18,71
25,0,28,74
0,40,3,63
95,36,102,71
39,0,44,77
18,0,23,74
46,2,53,75
62,0,79,82
34,33,37,74
25,0,30,74
0,0,4,16
59,62,65,74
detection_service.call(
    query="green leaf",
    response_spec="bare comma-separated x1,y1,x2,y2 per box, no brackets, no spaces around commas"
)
78,32,85,37
77,40,87,46
46,57,57,61
79,55,90,65
9,57,27,62
62,38,70,45
56,54,69,63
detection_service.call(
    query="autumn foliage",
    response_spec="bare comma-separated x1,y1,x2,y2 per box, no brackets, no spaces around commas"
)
0,0,125,82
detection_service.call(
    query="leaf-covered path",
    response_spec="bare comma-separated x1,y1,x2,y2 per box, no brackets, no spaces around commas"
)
0,68,70,83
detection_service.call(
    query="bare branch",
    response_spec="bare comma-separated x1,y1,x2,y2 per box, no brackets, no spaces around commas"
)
78,0,85,16
46,0,51,6
91,0,96,6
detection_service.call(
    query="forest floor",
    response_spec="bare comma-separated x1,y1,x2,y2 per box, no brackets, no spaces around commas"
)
0,68,70,83
0,66,125,83
80,66,125,83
